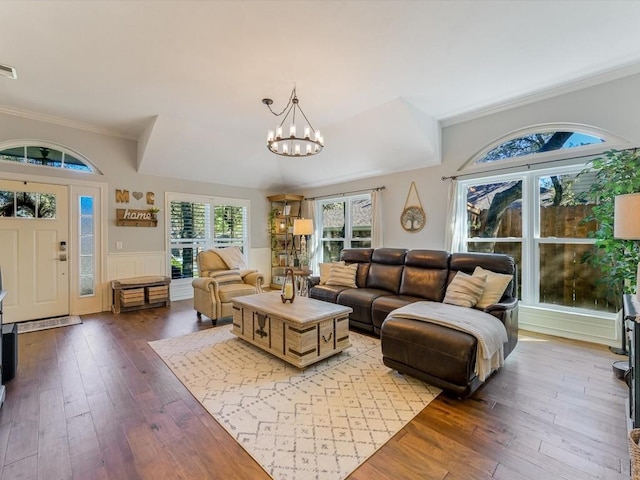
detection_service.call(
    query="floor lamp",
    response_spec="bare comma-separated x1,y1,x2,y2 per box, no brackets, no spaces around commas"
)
293,218,314,269
611,192,640,373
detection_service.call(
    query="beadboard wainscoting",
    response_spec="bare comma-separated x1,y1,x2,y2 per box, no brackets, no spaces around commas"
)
104,248,272,311
104,251,167,311
519,304,618,347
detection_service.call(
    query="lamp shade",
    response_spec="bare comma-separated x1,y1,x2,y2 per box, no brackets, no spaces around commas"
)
293,218,314,236
615,193,640,239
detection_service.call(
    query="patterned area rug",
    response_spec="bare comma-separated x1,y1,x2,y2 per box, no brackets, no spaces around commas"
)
149,325,440,480
16,315,82,334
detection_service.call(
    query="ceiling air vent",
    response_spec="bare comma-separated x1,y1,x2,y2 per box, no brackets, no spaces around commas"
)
0,64,17,79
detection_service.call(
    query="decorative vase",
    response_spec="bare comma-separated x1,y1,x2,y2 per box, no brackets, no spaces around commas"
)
281,268,295,303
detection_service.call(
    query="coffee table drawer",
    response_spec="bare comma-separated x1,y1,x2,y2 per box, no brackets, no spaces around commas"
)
336,315,349,349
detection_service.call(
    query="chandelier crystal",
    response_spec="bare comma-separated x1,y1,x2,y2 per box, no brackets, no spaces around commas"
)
262,87,324,157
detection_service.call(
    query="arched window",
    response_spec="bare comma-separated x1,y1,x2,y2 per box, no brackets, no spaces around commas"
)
478,131,603,164
450,123,632,324
0,142,99,173
465,123,625,170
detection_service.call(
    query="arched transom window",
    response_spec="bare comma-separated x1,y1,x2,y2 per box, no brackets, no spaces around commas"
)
0,143,98,173
466,123,625,170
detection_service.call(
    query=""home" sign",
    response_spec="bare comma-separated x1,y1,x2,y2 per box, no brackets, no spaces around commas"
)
116,208,158,227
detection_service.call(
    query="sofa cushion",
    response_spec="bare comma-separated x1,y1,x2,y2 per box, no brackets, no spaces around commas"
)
371,248,407,265
215,246,248,270
209,270,243,285
400,249,449,301
372,294,423,332
218,283,256,303
450,252,516,298
340,249,373,288
443,271,486,308
367,263,404,293
309,284,350,303
381,316,477,387
473,266,512,308
326,263,358,288
198,249,228,274
337,288,392,329
319,261,345,285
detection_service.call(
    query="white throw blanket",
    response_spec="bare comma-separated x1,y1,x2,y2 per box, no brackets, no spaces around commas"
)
387,301,508,381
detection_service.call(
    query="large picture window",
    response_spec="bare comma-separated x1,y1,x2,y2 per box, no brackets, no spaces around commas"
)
167,193,249,284
317,194,372,262
458,165,615,313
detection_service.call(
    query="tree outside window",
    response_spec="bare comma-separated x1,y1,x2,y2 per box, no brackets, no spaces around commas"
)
319,195,372,262
169,196,249,281
461,167,615,313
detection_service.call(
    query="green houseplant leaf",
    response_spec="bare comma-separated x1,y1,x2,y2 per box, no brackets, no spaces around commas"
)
580,149,640,308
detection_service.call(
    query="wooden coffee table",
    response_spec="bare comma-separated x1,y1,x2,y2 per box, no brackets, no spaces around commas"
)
231,292,352,368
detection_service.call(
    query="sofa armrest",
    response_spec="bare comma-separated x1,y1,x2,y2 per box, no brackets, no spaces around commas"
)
482,296,518,314
242,271,264,292
482,296,519,358
192,276,223,292
308,276,320,288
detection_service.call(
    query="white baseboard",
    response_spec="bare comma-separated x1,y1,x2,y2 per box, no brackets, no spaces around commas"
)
519,304,619,347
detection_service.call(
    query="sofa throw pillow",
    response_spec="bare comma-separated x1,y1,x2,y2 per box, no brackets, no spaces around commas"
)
326,263,358,288
215,246,248,270
443,271,486,308
473,266,512,309
209,270,243,285
319,261,345,285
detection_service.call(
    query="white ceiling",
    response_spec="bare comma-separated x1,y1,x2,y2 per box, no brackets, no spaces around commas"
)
1,1,640,191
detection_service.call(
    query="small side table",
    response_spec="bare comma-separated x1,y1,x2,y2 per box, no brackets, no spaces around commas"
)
292,269,312,297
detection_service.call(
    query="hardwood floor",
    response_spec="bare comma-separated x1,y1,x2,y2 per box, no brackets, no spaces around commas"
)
0,300,630,479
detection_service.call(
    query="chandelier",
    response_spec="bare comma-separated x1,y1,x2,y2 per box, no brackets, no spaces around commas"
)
262,87,324,157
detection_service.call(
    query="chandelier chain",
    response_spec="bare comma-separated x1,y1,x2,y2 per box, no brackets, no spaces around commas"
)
265,88,296,117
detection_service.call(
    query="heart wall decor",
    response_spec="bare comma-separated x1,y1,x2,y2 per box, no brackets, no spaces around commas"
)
132,191,143,200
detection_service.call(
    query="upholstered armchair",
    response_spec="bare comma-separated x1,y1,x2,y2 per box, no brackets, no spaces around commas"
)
192,247,264,323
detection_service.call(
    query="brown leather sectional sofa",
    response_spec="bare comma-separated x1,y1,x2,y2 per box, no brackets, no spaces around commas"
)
309,247,519,398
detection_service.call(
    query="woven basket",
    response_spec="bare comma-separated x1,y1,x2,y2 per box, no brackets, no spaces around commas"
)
629,429,640,479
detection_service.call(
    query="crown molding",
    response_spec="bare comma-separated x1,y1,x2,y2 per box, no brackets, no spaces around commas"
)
0,105,136,140
439,61,640,128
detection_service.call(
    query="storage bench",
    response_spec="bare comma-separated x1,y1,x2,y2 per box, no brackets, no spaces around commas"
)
111,276,171,314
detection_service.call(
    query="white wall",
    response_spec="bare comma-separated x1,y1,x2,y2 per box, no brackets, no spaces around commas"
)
0,112,272,313
2,71,639,340
300,73,640,254
0,112,272,256
300,72,640,346
293,164,450,250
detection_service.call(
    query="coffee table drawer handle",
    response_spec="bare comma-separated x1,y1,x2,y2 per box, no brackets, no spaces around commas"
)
322,332,333,343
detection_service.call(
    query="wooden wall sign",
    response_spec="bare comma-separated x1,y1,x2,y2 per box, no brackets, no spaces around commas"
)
115,189,130,203
116,208,157,227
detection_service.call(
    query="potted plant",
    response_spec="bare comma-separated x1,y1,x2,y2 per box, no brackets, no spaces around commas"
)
148,207,161,220
581,149,640,309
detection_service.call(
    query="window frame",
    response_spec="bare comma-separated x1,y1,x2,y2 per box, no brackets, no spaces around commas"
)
457,162,608,315
315,193,372,263
165,192,251,292
459,123,627,175
0,140,101,174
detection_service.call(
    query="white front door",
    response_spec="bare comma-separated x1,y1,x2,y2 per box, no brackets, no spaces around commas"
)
0,180,69,322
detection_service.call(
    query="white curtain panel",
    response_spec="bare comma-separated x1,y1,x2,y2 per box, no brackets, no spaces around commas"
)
371,189,384,248
444,178,463,252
